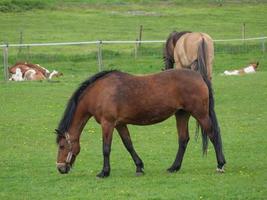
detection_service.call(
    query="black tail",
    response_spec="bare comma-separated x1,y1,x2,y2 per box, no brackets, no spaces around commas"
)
195,39,222,154
196,38,209,81
202,76,223,155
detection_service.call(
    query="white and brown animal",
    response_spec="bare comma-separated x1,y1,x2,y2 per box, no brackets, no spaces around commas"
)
223,62,259,76
8,62,63,81
9,68,24,81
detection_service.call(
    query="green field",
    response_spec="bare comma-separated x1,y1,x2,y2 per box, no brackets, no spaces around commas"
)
0,1,267,199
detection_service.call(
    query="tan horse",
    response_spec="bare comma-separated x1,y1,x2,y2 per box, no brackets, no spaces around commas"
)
163,31,214,81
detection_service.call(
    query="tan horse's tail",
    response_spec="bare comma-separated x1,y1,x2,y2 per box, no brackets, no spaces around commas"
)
195,38,209,82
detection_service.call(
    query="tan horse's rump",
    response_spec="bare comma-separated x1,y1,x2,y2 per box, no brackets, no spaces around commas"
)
164,31,214,80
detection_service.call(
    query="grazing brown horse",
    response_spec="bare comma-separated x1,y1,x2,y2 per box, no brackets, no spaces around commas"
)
163,31,214,80
55,69,226,178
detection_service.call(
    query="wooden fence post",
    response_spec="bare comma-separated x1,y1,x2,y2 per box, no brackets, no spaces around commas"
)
134,38,138,59
242,22,246,41
262,37,265,53
3,43,9,81
18,31,23,54
242,23,247,52
27,45,30,62
97,40,103,71
139,25,143,47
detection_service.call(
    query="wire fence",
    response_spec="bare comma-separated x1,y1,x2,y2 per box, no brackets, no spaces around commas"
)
1,36,266,81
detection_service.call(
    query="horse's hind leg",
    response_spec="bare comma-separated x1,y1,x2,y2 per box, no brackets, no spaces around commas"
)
168,110,190,173
198,116,226,172
116,125,144,176
97,120,115,178
208,129,226,172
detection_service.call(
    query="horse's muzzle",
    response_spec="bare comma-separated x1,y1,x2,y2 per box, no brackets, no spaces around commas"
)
57,163,71,174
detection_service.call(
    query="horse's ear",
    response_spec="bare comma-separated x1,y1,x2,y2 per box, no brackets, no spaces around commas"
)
256,62,259,66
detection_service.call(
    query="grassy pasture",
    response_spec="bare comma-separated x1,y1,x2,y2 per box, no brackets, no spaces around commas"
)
0,1,267,199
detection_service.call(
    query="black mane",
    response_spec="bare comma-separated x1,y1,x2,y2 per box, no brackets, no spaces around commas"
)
56,70,118,141
163,31,192,69
169,31,192,46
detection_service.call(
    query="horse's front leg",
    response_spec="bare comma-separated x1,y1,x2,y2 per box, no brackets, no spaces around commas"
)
116,125,144,176
97,120,114,178
168,111,190,173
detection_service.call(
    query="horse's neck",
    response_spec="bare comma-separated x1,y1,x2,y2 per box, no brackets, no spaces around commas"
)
48,70,57,79
243,65,255,73
67,101,92,141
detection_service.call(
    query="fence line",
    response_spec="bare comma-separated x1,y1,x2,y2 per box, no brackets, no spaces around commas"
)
1,36,267,48
1,36,266,81
213,36,267,42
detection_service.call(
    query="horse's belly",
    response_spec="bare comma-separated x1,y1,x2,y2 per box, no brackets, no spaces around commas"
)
120,107,176,125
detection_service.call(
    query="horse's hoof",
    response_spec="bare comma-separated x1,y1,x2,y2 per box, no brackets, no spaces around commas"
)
136,168,145,176
136,170,144,176
136,172,144,176
167,167,179,173
96,171,110,178
216,166,225,173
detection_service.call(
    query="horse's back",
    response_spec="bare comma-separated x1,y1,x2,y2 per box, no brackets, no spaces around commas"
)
84,70,208,125
88,69,206,101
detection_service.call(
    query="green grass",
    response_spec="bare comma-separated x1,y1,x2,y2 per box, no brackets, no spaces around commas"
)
1,71,266,199
0,1,267,199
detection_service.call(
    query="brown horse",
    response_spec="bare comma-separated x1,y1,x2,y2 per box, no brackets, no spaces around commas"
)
163,31,214,80
55,69,226,178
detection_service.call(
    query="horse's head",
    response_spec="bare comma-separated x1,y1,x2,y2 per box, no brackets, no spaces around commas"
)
251,62,259,70
49,70,63,79
9,68,24,81
55,130,80,174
